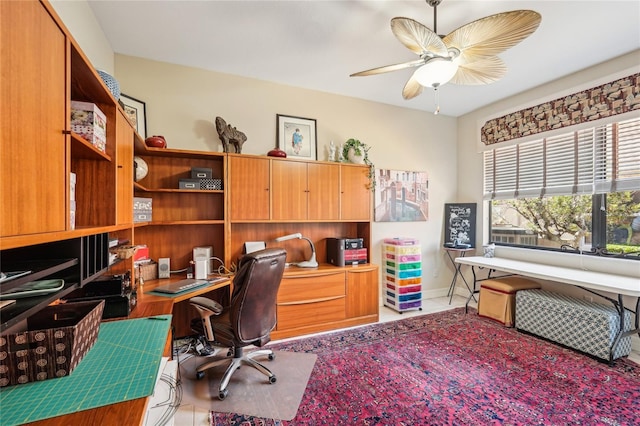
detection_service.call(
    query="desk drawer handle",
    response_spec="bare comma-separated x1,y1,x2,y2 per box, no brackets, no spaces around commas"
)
285,272,343,279
278,295,344,306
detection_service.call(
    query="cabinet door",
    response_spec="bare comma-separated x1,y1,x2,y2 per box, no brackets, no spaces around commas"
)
272,160,307,220
115,111,134,225
229,155,270,220
341,164,371,221
1,0,67,236
307,163,340,220
346,267,379,318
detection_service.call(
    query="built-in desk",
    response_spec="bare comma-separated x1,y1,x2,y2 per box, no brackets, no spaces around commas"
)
456,255,640,358
24,277,230,426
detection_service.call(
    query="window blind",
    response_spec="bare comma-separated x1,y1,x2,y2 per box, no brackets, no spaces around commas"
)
484,117,640,200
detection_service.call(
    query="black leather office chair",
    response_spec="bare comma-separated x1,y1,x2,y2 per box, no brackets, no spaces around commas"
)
189,248,286,400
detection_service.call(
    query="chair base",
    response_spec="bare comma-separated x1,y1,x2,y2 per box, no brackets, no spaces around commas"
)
195,347,277,400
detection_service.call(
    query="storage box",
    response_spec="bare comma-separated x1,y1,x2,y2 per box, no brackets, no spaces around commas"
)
179,179,200,190
516,289,632,361
133,197,152,223
199,178,222,190
477,277,541,327
0,300,104,387
70,101,106,152
191,167,213,179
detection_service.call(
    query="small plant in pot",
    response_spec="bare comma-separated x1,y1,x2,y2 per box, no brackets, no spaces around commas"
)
342,138,375,189
342,138,371,165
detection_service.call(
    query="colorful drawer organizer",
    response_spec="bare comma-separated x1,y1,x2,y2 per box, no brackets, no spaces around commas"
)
383,238,422,313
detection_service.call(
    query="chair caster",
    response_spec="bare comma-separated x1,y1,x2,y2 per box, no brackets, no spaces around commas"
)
196,371,205,380
268,352,275,361
218,389,228,400
269,375,277,384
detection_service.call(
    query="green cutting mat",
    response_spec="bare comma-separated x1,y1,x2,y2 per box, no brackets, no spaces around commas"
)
0,315,171,426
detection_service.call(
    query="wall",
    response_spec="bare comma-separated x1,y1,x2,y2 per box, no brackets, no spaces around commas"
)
49,0,114,73
115,54,459,298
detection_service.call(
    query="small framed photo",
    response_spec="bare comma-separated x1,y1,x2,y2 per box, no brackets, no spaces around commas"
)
276,114,317,160
119,93,147,139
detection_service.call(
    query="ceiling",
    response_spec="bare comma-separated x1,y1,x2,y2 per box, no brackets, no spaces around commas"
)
88,0,640,117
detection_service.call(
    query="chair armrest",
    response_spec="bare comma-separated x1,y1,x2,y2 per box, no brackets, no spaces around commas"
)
190,296,223,315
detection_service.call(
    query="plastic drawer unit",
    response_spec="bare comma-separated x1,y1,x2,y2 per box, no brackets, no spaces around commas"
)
383,238,422,313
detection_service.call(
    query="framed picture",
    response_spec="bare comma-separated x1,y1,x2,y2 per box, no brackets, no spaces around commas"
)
374,169,429,222
444,203,477,247
276,114,317,160
119,93,147,139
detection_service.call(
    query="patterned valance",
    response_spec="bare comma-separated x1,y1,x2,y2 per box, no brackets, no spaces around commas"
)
481,73,640,145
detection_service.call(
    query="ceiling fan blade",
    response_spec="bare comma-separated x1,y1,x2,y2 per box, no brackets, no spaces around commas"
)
350,58,425,77
402,73,425,100
443,10,541,65
449,56,506,85
391,17,448,56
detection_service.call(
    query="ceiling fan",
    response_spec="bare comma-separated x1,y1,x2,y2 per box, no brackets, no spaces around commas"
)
350,0,541,114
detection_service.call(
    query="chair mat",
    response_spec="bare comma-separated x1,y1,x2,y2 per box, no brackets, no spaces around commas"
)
178,349,316,420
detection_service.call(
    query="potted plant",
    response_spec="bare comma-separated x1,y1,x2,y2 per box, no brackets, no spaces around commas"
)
342,138,371,166
342,138,375,189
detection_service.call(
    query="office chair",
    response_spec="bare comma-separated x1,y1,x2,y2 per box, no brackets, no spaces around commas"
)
189,248,286,400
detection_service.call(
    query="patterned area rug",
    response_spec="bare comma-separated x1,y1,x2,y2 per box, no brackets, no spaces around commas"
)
210,308,640,425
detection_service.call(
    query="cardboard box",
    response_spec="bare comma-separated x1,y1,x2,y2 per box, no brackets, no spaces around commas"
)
0,300,104,387
70,101,106,152
133,197,152,223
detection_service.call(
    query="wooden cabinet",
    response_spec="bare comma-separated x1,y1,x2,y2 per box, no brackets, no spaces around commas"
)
1,0,67,237
272,265,379,340
0,1,137,333
346,266,379,318
276,270,346,333
115,111,134,225
340,164,371,221
133,141,226,270
228,154,270,221
272,159,339,220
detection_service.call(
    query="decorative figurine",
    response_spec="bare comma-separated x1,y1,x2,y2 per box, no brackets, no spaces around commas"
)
215,116,247,153
338,143,345,162
329,140,336,162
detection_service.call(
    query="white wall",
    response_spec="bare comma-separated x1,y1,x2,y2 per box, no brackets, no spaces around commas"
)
114,54,459,298
49,0,114,73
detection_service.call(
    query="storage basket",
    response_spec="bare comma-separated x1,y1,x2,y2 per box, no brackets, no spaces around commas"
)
0,300,104,387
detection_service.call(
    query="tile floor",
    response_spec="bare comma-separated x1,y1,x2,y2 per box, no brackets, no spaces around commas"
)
170,295,639,425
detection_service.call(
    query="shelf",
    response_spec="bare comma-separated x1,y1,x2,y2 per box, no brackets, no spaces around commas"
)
133,183,223,194
0,258,79,293
134,138,225,159
0,280,81,334
137,220,225,226
70,132,112,161
0,258,80,334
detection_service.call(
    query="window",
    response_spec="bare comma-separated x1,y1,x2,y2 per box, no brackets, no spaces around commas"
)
484,117,640,258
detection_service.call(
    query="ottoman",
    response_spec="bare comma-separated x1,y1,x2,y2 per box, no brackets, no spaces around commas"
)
477,276,541,327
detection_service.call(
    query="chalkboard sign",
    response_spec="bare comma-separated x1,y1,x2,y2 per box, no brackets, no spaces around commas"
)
444,203,477,248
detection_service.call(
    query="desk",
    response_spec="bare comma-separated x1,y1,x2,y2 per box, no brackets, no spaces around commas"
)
455,255,640,358
25,276,230,426
444,247,476,304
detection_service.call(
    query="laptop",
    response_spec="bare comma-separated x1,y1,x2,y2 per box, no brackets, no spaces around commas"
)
153,277,227,294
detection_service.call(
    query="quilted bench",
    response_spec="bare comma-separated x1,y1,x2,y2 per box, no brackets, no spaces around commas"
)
515,289,632,361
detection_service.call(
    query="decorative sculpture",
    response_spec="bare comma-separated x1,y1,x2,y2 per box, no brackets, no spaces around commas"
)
215,116,247,153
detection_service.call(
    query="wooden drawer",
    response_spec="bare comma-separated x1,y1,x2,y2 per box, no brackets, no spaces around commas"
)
277,271,345,303
276,271,346,330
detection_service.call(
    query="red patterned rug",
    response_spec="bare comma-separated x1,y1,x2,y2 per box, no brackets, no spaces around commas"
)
210,308,640,425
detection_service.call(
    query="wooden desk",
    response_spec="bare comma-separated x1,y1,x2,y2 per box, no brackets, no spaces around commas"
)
456,255,640,357
25,277,230,426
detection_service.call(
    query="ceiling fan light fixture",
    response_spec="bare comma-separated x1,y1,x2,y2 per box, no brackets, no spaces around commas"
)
413,58,459,88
